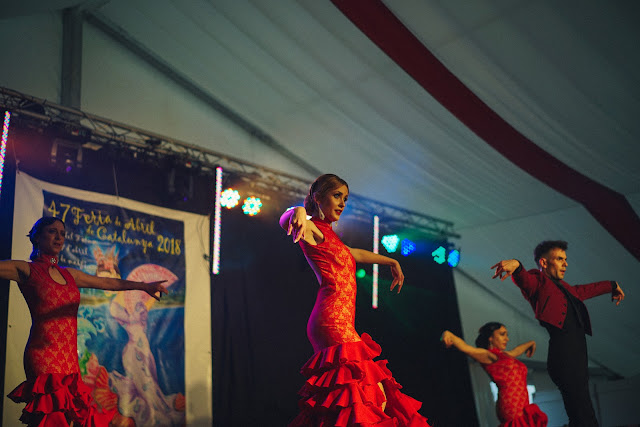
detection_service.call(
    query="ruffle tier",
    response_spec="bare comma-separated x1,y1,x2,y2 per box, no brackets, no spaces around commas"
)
289,333,431,427
501,403,548,427
8,373,116,427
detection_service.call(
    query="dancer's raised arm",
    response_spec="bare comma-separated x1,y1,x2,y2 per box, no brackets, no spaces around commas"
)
348,248,404,293
68,268,168,300
505,340,536,358
441,330,497,364
0,260,30,284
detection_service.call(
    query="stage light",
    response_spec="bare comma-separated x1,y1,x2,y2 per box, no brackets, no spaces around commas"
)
447,249,460,267
50,138,83,173
242,196,262,216
212,167,223,275
220,188,240,209
381,234,400,253
356,268,366,279
372,215,379,309
167,164,195,203
432,246,446,264
401,239,415,256
0,111,10,199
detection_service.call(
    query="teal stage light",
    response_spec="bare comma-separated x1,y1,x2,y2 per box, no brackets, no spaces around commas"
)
381,234,400,253
356,268,366,279
432,246,446,264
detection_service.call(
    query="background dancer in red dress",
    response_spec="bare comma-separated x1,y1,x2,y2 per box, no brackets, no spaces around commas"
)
280,174,431,427
0,216,167,427
442,323,548,427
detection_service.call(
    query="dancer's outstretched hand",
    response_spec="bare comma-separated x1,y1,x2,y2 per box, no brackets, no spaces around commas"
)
287,207,308,243
144,280,168,301
440,330,455,348
491,259,520,281
525,341,536,358
612,282,625,306
390,260,404,293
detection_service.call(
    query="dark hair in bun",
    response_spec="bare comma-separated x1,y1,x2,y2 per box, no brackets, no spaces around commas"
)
304,174,348,217
475,321,504,349
27,216,65,260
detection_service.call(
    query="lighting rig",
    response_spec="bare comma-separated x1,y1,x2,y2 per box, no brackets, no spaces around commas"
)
1,87,461,277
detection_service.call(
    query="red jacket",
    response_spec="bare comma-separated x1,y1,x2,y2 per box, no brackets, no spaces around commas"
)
512,266,614,335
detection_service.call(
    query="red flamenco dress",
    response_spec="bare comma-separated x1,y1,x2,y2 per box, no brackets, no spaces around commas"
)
289,218,431,427
482,348,548,427
8,255,115,427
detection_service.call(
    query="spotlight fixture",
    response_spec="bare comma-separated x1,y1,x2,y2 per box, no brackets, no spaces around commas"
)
167,165,194,202
242,196,262,216
220,188,241,209
64,158,74,173
381,234,400,253
447,249,461,267
431,246,460,267
50,138,83,172
400,239,415,256
431,246,446,264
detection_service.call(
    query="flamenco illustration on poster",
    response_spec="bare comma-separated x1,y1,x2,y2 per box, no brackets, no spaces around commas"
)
43,190,186,427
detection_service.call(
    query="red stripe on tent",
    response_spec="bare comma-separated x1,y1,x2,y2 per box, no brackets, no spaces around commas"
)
331,0,640,261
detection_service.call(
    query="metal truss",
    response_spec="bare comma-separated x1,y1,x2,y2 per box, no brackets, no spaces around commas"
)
347,194,459,239
1,86,459,240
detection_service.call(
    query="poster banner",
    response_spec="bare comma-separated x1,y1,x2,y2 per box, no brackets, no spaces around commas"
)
4,172,212,426
45,190,186,426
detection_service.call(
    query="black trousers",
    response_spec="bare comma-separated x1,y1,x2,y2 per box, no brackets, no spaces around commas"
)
547,333,598,427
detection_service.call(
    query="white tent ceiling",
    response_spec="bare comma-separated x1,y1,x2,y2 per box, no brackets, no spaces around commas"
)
2,0,639,378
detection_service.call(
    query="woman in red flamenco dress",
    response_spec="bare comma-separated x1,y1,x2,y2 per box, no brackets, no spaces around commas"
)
0,216,168,427
280,174,431,427
441,323,548,426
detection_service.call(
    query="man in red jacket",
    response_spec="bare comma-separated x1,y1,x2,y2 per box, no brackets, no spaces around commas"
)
491,240,624,427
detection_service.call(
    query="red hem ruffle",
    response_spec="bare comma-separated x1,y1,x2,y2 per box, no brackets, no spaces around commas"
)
501,403,548,427
8,373,116,427
289,333,431,427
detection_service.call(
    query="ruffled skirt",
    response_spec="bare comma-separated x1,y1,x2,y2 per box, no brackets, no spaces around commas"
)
500,403,548,427
8,373,116,427
289,333,431,427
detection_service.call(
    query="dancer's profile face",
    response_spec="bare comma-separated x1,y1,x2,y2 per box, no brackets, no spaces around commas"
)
317,184,348,223
488,326,509,351
539,248,568,281
36,220,66,255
